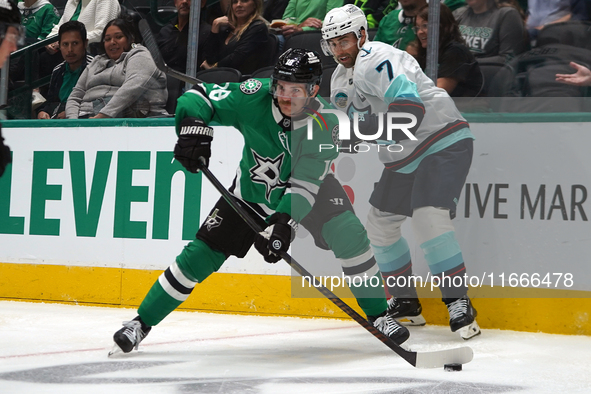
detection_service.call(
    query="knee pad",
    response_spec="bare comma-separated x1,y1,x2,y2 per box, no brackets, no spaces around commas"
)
366,207,407,247
321,211,370,260
411,206,455,246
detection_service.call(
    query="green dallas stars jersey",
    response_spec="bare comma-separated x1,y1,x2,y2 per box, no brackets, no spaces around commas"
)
18,0,60,41
175,78,340,223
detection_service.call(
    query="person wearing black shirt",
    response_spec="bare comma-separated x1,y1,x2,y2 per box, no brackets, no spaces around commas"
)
412,4,483,97
157,0,211,73
201,0,270,74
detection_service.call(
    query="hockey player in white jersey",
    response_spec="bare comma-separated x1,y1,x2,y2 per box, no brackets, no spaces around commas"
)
321,4,481,340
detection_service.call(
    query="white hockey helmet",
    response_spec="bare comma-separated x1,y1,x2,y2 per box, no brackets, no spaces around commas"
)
321,4,368,41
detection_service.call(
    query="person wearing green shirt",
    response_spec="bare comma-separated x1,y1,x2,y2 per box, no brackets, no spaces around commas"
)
37,21,91,119
18,0,59,44
346,0,399,28
109,48,410,355
280,0,343,37
373,0,426,49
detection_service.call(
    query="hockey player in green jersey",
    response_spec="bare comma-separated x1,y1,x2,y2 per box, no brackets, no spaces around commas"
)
109,48,410,355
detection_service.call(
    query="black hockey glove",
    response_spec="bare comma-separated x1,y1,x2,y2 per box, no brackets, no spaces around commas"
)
0,128,11,178
254,212,297,263
174,117,214,173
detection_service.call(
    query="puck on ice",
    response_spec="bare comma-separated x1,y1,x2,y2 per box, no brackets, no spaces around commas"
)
444,363,462,371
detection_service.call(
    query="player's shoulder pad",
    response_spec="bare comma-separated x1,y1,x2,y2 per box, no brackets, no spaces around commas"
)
357,42,423,82
356,41,405,71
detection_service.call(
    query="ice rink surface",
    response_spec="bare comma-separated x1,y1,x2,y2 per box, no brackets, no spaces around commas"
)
0,301,589,394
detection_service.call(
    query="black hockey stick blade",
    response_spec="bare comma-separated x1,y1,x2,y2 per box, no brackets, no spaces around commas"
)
198,165,474,368
138,19,203,86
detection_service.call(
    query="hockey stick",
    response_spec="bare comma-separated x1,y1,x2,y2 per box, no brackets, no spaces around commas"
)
198,165,474,369
139,19,203,85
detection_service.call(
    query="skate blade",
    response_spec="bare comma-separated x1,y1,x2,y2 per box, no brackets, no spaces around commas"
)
458,320,481,340
108,343,125,357
396,314,427,326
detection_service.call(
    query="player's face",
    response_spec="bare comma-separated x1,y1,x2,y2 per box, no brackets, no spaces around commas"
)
326,33,360,69
275,80,312,117
104,25,131,61
60,31,87,68
414,16,428,48
0,26,19,69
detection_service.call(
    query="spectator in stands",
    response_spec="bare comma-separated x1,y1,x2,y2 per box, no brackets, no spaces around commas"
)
526,0,571,42
66,18,168,119
456,0,529,64
157,0,210,73
279,0,343,37
9,0,59,83
556,61,591,86
201,0,270,74
374,0,426,50
344,0,399,28
411,4,483,97
18,0,60,44
40,0,120,82
37,21,91,119
46,0,120,47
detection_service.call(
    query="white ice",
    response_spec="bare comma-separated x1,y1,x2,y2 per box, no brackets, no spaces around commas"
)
0,301,590,394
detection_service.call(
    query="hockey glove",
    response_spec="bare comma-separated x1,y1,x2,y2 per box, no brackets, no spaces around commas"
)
0,129,11,178
174,117,214,173
254,212,297,263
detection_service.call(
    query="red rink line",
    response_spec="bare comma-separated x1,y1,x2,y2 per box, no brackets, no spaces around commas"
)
0,325,356,360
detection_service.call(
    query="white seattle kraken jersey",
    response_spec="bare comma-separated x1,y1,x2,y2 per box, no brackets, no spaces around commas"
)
330,41,473,172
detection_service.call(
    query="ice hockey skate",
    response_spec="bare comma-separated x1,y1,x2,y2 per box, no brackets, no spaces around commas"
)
368,312,410,345
445,295,481,340
108,316,152,356
387,297,427,326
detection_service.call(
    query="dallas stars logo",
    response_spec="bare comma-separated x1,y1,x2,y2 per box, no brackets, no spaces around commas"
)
249,150,287,202
205,208,223,231
240,79,262,95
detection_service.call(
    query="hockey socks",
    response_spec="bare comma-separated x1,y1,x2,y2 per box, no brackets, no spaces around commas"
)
421,231,468,300
371,237,418,298
321,212,389,317
138,239,226,326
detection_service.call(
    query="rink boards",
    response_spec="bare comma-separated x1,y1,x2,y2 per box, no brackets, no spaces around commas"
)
1,115,590,336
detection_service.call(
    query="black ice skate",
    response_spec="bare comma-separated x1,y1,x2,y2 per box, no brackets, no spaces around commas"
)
387,297,427,326
108,316,152,356
368,312,410,345
445,295,481,340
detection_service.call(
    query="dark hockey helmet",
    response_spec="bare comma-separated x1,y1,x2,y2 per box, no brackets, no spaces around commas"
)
0,0,24,46
270,48,323,97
